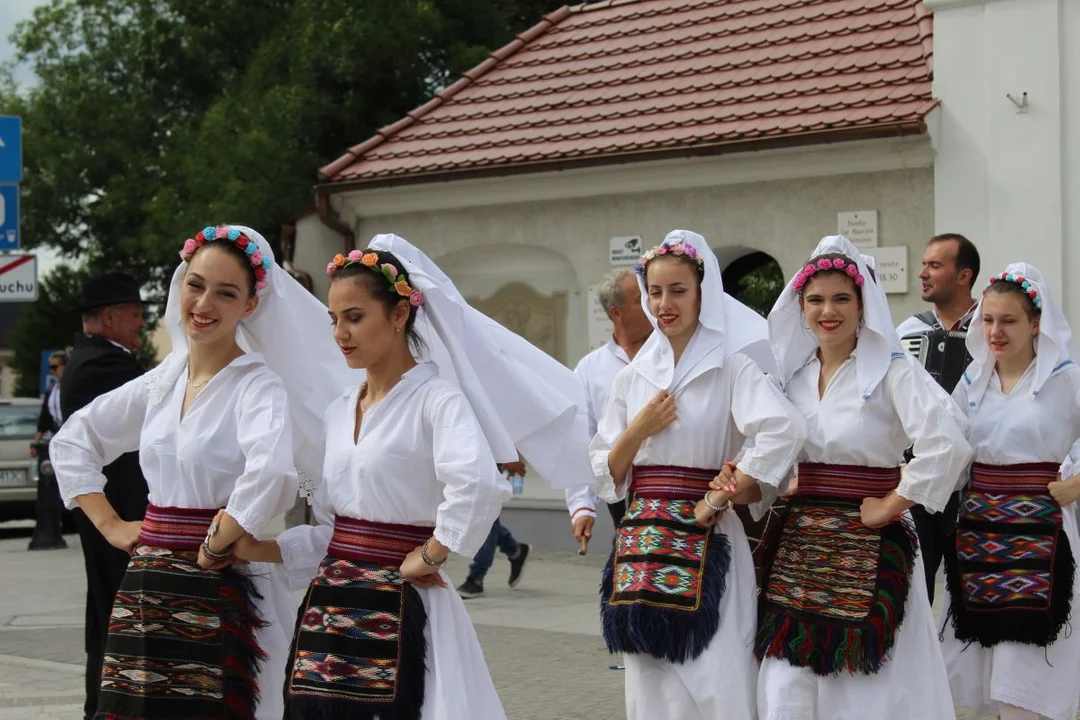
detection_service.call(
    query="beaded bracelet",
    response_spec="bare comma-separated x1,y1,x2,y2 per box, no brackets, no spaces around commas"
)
703,490,732,514
420,538,446,567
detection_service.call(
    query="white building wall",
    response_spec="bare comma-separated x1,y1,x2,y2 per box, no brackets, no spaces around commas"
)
300,167,935,368
929,0,1075,318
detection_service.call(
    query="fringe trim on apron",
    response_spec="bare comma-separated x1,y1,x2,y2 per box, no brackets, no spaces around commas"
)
285,516,432,720
943,462,1075,648
755,464,917,677
96,504,266,720
601,465,731,663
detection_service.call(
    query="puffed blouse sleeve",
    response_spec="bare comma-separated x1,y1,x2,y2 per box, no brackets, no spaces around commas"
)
51,373,149,509
589,365,633,504
429,387,511,558
1055,368,1080,480
728,354,807,520
888,358,972,511
276,400,338,592
224,371,299,534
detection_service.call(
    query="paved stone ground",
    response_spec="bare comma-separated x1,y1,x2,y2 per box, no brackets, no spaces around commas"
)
0,523,624,720
0,521,1057,719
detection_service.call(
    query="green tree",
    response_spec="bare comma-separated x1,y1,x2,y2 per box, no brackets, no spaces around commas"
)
9,265,88,396
4,0,564,391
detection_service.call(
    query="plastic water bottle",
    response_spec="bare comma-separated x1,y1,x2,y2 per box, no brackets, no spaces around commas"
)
509,470,524,495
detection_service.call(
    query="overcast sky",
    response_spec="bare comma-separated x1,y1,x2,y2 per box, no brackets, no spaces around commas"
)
2,1,68,275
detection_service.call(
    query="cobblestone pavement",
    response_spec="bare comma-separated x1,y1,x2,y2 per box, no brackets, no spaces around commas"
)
0,523,1051,719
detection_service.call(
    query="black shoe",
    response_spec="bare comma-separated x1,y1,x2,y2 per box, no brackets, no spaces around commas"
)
508,543,530,588
457,578,484,599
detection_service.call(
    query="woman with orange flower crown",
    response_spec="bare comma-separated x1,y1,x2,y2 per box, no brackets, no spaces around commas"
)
590,229,807,720
942,264,1080,720
50,225,353,719
230,235,597,719
753,235,970,719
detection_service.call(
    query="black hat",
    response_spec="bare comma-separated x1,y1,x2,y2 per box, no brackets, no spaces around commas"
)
79,272,143,312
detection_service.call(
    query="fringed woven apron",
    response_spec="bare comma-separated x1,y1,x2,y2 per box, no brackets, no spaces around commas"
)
600,465,731,663
755,464,918,676
944,462,1075,647
97,505,267,720
285,517,431,720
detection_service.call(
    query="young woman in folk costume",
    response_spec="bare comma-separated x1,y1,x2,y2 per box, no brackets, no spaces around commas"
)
753,235,971,719
589,229,807,720
231,234,596,720
942,264,1080,720
51,225,352,719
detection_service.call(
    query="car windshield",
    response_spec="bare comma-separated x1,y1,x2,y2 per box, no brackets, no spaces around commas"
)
0,405,39,439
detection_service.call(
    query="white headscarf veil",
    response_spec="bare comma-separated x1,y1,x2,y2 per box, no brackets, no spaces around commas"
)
364,233,593,491
630,229,775,390
769,235,966,431
961,262,1076,409
153,224,360,493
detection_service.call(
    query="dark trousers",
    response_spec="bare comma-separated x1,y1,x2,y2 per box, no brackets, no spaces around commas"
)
74,510,132,720
910,491,961,606
468,518,520,583
606,499,626,527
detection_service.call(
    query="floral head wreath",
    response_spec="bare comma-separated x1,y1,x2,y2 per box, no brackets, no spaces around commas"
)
633,240,704,276
327,249,424,308
986,271,1043,310
792,256,865,292
180,226,273,292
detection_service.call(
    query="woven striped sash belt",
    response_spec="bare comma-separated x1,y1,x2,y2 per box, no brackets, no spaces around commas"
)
286,516,434,720
600,465,731,663
755,463,917,677
943,462,1074,648
98,504,266,720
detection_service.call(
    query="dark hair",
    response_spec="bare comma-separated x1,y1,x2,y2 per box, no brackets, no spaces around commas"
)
983,279,1040,319
930,233,980,290
330,249,425,353
50,350,67,366
190,241,258,297
799,253,874,298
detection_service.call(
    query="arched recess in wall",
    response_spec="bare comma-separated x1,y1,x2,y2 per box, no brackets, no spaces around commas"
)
714,245,786,318
435,244,578,364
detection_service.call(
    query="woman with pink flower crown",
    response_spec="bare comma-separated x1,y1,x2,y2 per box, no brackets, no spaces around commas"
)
229,234,598,719
50,225,353,719
753,235,970,719
590,229,807,720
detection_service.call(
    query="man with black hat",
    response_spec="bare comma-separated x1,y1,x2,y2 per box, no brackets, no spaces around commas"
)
60,272,149,720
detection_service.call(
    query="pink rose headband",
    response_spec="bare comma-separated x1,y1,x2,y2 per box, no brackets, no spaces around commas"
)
634,240,704,276
792,256,865,293
180,226,272,292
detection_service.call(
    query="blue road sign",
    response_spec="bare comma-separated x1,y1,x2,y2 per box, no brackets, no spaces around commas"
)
0,185,18,250
40,349,58,395
0,117,22,183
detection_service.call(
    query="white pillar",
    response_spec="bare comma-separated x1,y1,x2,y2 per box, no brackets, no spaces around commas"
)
927,0,1075,319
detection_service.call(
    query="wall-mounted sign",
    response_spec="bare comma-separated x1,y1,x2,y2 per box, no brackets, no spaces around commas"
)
837,210,878,249
865,245,908,294
609,236,643,266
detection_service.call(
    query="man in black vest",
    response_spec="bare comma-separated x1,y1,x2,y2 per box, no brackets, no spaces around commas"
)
60,272,149,720
896,233,980,605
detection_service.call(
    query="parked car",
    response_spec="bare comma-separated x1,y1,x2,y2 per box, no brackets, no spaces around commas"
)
0,397,46,524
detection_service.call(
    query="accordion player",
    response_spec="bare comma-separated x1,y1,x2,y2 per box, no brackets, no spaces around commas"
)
899,327,971,394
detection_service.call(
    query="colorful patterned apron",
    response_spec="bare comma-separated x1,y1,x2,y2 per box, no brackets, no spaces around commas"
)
285,516,432,720
600,465,731,663
97,505,266,720
755,464,917,676
944,462,1074,647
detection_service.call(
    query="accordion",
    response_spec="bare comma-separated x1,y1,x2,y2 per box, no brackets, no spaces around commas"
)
900,329,970,393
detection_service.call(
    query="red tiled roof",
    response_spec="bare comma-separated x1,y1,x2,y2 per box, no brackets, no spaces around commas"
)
321,0,935,186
